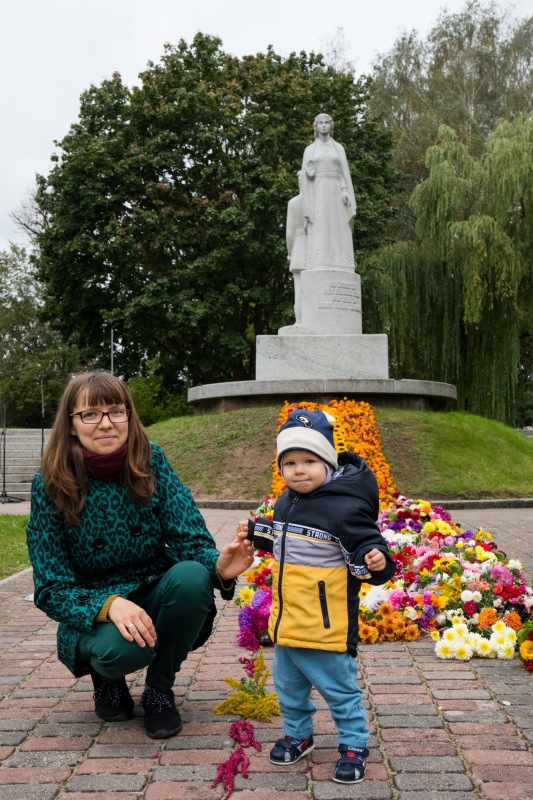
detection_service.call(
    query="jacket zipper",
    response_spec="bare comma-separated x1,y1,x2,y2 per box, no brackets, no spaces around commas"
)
318,580,331,628
273,494,300,643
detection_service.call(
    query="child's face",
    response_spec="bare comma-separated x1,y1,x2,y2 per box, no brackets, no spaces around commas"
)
280,450,327,494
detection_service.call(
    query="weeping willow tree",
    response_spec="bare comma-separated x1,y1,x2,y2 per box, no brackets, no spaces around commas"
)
361,116,533,423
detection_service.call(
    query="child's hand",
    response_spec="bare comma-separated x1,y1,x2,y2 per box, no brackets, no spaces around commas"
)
365,548,386,572
236,520,249,539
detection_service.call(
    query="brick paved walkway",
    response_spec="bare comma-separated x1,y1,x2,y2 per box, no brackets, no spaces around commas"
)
1,507,532,799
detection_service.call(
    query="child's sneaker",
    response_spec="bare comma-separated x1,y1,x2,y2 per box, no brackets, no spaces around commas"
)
269,734,315,764
333,745,369,783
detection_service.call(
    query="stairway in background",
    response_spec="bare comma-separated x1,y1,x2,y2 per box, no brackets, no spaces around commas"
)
0,429,52,501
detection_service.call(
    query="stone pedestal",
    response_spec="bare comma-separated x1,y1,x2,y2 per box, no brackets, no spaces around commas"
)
279,269,362,336
256,334,388,380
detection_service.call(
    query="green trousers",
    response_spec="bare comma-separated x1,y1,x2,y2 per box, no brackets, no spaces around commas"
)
77,561,214,690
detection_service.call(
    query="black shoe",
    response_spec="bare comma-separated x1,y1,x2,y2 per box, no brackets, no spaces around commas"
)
140,687,182,738
333,745,369,783
269,734,315,764
90,668,134,722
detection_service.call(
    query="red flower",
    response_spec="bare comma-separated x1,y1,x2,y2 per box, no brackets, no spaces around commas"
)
463,601,478,615
524,661,533,672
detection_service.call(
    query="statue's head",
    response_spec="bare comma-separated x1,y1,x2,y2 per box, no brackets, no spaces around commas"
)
313,113,334,138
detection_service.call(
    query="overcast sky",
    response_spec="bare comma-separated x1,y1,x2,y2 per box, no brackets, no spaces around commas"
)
2,0,532,251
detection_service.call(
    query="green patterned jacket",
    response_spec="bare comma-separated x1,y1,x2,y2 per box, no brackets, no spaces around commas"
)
26,443,233,675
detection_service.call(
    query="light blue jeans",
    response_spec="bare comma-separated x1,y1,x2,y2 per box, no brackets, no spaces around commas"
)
272,645,369,747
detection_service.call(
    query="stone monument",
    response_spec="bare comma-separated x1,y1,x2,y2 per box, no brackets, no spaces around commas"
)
255,113,389,381
188,113,456,413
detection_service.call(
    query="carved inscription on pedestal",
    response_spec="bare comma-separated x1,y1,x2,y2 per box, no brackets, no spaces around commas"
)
318,281,360,310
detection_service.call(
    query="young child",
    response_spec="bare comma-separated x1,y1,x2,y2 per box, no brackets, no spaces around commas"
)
238,409,395,784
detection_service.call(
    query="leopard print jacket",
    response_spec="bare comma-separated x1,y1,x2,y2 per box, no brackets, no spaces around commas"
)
26,443,233,675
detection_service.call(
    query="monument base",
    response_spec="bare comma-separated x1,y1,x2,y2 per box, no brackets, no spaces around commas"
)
188,378,457,415
256,334,389,381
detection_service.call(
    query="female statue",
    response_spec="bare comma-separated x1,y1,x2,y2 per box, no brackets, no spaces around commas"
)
297,113,356,271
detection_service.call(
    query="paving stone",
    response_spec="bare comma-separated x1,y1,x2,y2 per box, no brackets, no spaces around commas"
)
378,716,444,729
0,786,59,800
32,722,102,737
393,772,474,791
88,744,162,758
366,676,422,685
65,774,147,792
11,688,68,698
165,733,235,750
233,771,309,790
430,690,491,699
0,732,26,746
389,756,464,772
421,672,477,680
312,781,392,799
396,794,480,800
0,718,39,731
152,764,218,781
374,705,439,716
5,751,84,767
480,782,533,800
442,710,508,723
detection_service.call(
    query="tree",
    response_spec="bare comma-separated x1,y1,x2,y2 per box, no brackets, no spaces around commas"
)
368,0,533,238
0,246,85,427
361,117,533,423
33,34,397,394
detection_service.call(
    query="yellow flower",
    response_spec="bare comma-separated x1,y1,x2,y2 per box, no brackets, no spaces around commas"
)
238,586,255,606
430,629,440,640
519,640,533,661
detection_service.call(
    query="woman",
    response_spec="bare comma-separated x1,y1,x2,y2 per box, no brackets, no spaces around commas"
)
26,371,254,738
299,113,356,271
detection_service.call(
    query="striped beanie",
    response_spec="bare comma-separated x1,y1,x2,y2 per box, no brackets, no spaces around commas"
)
276,409,338,470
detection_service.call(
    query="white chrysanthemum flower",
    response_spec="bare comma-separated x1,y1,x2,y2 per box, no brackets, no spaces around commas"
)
436,613,446,625
451,616,464,626
403,606,419,620
453,623,469,638
492,620,506,633
490,632,507,648
452,641,473,661
363,585,390,611
494,642,515,659
493,598,503,608
475,638,493,657
470,613,480,625
507,559,523,571
472,591,482,602
504,629,517,644
435,640,454,659
460,590,474,602
442,628,459,643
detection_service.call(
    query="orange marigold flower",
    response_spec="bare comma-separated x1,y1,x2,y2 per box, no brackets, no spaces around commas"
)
478,608,499,629
405,624,420,641
359,624,379,644
504,611,523,631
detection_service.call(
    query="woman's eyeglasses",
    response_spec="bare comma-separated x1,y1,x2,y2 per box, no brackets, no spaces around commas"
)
70,409,131,424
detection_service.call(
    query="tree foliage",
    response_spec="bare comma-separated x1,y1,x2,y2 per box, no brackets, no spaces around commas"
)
0,247,85,427
362,117,533,423
33,34,397,392
368,0,533,237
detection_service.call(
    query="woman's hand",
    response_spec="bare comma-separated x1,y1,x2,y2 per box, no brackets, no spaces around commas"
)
216,536,255,581
364,548,386,573
107,596,157,648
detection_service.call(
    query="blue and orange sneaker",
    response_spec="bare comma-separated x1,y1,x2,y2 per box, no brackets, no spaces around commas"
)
269,734,315,764
333,745,369,783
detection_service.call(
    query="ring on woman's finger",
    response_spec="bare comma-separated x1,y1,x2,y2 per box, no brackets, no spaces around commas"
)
127,623,136,629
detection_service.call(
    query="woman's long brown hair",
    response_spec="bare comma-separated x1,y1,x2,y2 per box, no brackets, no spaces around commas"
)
41,372,155,526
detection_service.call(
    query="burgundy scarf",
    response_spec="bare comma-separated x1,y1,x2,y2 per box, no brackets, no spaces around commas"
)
81,443,128,481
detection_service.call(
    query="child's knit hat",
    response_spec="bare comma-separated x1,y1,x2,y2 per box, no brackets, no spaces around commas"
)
277,409,338,470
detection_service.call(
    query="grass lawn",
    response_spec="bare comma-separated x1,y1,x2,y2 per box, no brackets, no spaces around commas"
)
0,515,30,580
